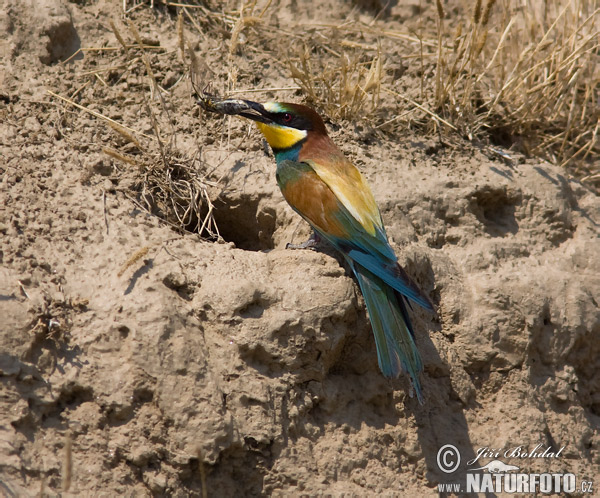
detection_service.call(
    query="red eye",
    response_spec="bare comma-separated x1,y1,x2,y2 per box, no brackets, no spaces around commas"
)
282,113,292,123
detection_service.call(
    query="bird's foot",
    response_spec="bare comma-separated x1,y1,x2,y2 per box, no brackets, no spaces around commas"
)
286,232,321,250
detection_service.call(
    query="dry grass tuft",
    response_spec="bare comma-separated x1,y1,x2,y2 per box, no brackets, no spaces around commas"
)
287,41,383,121
136,150,221,237
51,16,222,240
432,0,599,172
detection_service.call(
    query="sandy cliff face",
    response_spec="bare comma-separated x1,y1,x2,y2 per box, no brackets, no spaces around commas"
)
1,1,598,495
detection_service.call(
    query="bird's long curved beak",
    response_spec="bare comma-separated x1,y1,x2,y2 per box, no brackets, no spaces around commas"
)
198,96,274,124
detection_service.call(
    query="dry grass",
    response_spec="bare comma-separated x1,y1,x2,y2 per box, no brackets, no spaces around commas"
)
432,0,599,173
117,246,151,277
287,41,383,121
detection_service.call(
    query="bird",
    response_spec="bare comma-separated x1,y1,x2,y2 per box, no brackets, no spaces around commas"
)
201,98,434,402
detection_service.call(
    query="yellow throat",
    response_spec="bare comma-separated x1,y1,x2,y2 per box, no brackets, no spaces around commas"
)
255,122,307,150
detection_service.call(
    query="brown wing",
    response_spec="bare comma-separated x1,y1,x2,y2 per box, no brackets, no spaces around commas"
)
278,163,350,240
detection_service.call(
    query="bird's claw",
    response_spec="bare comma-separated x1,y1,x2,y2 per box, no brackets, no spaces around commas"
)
285,232,321,250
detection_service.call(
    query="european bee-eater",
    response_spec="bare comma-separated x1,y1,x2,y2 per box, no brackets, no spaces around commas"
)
201,98,434,402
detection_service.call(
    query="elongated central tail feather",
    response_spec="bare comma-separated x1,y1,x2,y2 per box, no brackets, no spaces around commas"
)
350,260,424,403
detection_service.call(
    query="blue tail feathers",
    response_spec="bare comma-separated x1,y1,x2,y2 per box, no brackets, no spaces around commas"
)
350,260,424,403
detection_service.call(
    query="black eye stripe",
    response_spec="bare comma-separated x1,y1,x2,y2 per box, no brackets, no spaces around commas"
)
275,112,311,130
